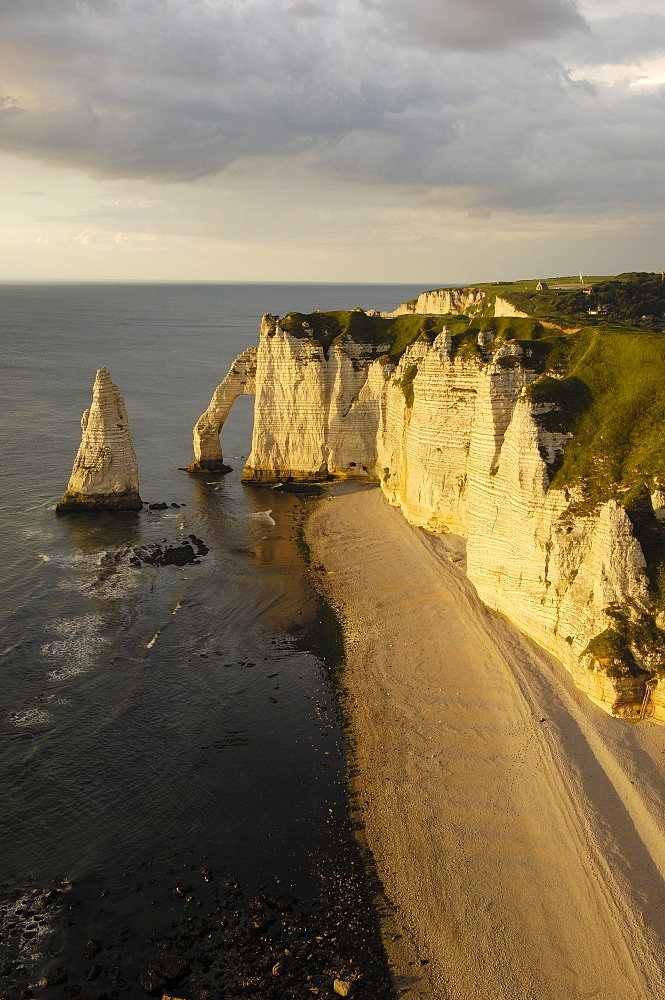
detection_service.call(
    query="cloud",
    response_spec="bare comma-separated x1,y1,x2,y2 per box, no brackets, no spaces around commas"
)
562,10,665,65
289,1,329,16
372,0,588,52
0,0,663,221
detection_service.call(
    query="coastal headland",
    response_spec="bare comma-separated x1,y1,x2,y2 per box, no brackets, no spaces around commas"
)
191,271,665,721
306,487,665,1000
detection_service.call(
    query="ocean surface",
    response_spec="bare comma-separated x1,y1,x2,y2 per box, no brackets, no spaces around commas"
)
0,282,424,999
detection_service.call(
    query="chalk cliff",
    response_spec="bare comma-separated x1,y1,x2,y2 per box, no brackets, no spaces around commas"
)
57,368,142,512
380,287,528,320
192,295,665,720
385,287,485,318
189,347,257,472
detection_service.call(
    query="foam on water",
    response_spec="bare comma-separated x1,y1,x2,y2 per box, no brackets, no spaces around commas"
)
46,664,89,682
9,708,52,728
0,888,56,964
40,613,111,679
248,510,275,525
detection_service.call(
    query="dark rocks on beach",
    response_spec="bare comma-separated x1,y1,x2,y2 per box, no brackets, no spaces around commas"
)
139,956,189,995
263,893,297,913
148,502,169,510
45,966,68,985
0,842,393,1000
138,967,166,996
84,940,102,960
106,966,124,986
149,956,190,982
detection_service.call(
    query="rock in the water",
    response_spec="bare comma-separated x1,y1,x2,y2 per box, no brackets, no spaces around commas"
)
57,367,142,513
133,542,197,567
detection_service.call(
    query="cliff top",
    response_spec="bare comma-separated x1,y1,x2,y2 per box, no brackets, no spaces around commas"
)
419,271,665,331
276,309,450,360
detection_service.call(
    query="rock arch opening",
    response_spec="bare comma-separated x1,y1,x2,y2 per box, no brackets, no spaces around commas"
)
187,347,257,473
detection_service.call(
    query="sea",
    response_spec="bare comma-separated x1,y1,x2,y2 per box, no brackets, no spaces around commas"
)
0,282,424,1000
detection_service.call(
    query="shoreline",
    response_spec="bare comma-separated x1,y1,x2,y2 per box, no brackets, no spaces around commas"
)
306,487,665,1000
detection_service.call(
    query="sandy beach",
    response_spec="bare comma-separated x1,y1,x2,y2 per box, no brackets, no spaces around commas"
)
306,487,665,1000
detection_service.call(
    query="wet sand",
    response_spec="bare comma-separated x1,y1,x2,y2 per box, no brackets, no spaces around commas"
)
307,488,665,1000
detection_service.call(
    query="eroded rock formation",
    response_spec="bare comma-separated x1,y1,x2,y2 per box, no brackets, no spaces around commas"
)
192,304,665,719
57,368,142,512
384,286,485,318
188,347,257,472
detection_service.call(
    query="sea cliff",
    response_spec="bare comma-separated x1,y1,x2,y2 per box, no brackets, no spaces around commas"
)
192,275,665,719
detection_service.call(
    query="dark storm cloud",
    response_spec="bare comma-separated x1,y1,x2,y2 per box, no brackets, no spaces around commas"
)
0,0,664,214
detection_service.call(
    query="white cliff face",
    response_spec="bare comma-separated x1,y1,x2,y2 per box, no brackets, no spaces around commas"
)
464,393,652,714
376,332,480,534
243,315,387,482
385,287,528,319
190,347,257,471
193,312,664,718
58,368,142,512
385,287,485,318
493,296,530,318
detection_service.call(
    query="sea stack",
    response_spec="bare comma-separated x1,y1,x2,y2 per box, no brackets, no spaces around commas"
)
57,367,143,513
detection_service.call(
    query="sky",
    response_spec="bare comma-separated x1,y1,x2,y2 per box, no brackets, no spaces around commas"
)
1,0,664,283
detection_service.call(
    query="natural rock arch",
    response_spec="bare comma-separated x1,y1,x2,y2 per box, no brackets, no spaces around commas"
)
187,347,257,472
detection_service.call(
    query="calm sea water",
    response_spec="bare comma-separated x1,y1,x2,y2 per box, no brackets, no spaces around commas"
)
0,282,423,998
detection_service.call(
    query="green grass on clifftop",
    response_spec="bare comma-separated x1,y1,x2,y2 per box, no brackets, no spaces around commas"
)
537,327,665,502
485,272,665,330
276,310,449,360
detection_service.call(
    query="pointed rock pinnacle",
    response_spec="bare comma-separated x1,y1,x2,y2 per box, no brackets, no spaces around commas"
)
56,367,143,513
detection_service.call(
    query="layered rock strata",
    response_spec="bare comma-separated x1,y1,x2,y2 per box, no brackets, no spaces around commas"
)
384,287,485,317
193,314,665,719
57,368,142,512
381,287,528,319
